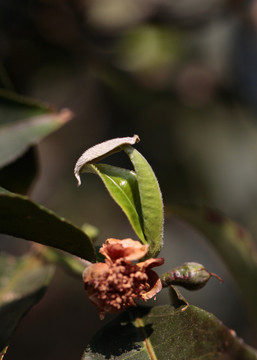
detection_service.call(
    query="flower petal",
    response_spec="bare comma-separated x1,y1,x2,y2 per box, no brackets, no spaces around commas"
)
83,240,164,318
82,262,109,283
137,257,164,270
100,238,149,261
136,257,164,300
141,271,163,300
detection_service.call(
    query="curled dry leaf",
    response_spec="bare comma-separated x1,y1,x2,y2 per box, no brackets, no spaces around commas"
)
74,135,140,185
83,238,164,319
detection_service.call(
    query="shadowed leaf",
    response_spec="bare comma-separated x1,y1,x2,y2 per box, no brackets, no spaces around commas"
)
168,285,189,310
37,246,86,279
0,252,54,353
0,89,73,169
83,305,257,360
0,187,96,261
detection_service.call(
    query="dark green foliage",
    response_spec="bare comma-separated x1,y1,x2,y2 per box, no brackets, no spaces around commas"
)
0,187,95,261
83,305,257,360
0,253,54,353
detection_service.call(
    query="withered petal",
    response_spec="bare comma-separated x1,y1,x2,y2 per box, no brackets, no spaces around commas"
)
136,257,164,300
82,262,109,283
83,239,164,319
100,238,149,261
137,257,164,270
141,271,163,300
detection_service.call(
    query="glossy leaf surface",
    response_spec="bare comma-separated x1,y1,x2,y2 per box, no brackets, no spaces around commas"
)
74,137,164,257
87,164,146,243
125,145,164,257
0,89,73,168
170,205,257,323
83,305,257,360
0,187,96,261
0,253,54,353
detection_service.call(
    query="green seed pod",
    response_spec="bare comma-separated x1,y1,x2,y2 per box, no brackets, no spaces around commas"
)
161,262,223,290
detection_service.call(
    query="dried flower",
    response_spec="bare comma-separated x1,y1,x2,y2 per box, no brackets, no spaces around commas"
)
83,238,164,319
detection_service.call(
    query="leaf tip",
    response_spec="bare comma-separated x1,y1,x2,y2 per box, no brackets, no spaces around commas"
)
58,108,74,124
74,170,81,186
133,134,140,143
73,134,140,187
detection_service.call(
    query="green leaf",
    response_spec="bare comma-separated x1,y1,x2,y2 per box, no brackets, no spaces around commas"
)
168,285,189,309
74,137,164,257
0,346,8,359
83,305,257,360
0,252,54,353
0,187,96,261
170,205,257,324
124,145,164,257
81,223,99,242
0,89,53,125
37,246,86,279
87,164,146,243
0,89,73,169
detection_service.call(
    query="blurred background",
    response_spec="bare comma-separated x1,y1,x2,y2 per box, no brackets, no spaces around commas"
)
1,0,257,358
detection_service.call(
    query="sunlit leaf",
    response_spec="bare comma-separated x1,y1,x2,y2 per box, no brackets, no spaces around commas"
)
124,145,164,257
83,305,257,360
170,205,257,324
0,252,54,354
0,187,96,261
0,89,73,169
74,136,164,257
86,164,146,243
0,346,8,360
74,135,139,185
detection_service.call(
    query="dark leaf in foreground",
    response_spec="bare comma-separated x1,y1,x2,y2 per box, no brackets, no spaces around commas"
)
83,305,257,360
0,187,96,261
0,253,54,353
